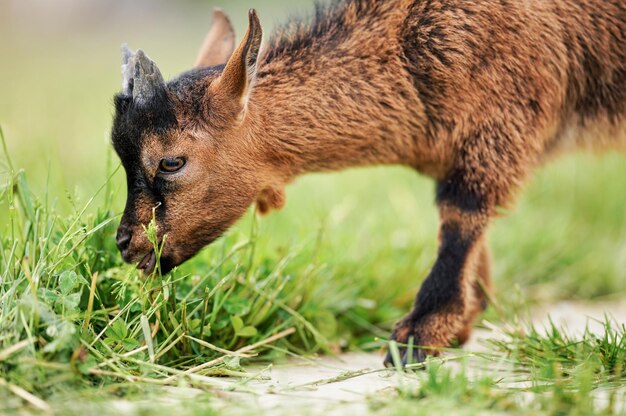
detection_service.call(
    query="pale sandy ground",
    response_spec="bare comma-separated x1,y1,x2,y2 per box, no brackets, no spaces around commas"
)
107,300,626,415
218,300,626,415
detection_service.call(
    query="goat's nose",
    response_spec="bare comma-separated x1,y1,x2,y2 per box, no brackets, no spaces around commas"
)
116,227,132,253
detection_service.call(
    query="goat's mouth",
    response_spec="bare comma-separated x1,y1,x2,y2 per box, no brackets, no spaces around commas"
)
136,250,177,275
131,225,230,276
137,250,157,274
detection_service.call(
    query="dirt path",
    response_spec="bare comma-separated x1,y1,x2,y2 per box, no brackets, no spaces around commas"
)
215,300,626,415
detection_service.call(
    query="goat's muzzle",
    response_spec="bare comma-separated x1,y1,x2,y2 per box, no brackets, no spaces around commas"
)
116,223,133,262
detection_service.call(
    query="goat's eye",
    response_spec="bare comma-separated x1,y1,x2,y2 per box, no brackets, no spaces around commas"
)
159,157,185,173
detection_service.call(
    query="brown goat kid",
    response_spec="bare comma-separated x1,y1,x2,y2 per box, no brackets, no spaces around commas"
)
112,0,626,366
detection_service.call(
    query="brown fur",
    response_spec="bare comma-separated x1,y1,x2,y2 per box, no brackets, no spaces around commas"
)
112,0,625,364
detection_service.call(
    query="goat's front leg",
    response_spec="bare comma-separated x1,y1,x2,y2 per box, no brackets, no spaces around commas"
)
454,237,492,345
384,189,491,366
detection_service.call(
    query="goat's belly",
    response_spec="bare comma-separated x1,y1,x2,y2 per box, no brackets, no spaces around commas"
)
546,114,626,158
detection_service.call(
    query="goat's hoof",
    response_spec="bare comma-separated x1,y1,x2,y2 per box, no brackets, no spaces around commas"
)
383,316,448,369
383,347,428,369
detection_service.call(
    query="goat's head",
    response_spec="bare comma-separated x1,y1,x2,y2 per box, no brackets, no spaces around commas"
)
112,10,283,274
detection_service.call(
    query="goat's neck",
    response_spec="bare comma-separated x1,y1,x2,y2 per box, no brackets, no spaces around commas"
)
247,21,428,182
249,69,422,182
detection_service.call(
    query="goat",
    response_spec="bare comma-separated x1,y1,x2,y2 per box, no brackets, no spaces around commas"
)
111,0,626,366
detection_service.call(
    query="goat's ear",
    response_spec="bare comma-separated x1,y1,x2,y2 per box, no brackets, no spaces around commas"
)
256,186,286,215
215,9,262,110
195,9,236,68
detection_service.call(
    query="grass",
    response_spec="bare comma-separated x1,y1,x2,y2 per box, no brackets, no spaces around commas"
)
2,126,626,415
1,0,626,413
0,127,349,396
374,317,626,416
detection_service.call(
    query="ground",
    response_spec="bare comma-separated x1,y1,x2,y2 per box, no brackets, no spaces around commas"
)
7,300,623,415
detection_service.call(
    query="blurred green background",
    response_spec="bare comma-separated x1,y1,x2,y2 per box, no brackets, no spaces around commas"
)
1,0,625,305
